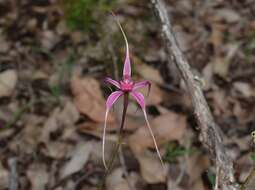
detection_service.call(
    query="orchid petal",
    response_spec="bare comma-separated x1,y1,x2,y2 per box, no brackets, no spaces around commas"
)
112,13,131,78
133,80,151,96
105,77,120,89
130,91,145,109
142,109,164,167
106,91,124,110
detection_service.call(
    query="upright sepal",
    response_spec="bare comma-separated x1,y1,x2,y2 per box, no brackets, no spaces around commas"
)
112,12,131,78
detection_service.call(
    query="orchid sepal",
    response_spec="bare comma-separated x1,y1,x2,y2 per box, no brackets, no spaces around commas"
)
104,77,121,89
133,80,151,96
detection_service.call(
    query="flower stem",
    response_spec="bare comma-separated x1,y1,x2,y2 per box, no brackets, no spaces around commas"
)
119,93,129,132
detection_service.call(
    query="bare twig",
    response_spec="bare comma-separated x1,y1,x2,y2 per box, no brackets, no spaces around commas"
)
150,0,239,189
8,157,18,190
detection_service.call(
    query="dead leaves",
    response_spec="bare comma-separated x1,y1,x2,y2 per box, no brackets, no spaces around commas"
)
61,141,93,179
27,163,49,190
40,101,79,159
0,163,8,189
128,112,186,184
136,62,164,85
106,168,131,190
214,8,241,23
136,151,168,184
71,74,114,123
129,112,187,153
0,70,17,97
1,1,252,189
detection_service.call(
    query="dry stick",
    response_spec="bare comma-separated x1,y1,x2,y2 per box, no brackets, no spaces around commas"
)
8,157,18,190
150,0,239,189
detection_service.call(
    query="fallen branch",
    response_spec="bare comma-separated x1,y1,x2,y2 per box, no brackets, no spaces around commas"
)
8,157,18,190
150,0,239,189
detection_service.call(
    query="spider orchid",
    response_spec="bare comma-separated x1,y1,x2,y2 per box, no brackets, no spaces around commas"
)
103,14,163,170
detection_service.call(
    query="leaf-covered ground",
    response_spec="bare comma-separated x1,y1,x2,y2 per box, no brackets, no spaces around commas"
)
0,0,255,190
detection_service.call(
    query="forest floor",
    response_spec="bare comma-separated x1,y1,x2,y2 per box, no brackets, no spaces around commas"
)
0,0,255,190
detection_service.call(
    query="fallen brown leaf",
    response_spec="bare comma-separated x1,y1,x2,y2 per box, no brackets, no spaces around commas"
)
27,163,49,190
44,141,73,159
10,115,44,154
40,102,80,159
212,56,230,78
136,63,164,85
186,152,210,184
0,35,10,53
129,112,187,153
214,8,241,23
233,82,255,98
58,101,80,126
0,162,8,189
136,151,168,184
106,168,130,190
40,30,59,50
192,178,205,190
61,141,93,179
0,70,17,97
71,75,114,123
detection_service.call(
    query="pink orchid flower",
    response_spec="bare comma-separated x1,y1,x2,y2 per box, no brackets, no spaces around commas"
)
103,15,163,170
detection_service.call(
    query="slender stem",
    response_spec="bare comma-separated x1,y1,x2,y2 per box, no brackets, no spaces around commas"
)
119,93,129,132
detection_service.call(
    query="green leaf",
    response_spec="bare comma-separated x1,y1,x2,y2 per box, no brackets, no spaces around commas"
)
62,0,117,31
250,153,255,162
207,169,216,188
163,142,196,162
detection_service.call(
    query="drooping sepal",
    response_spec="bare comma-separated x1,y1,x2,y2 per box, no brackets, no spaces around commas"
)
106,91,124,110
111,12,131,78
130,91,145,109
133,80,151,96
142,109,164,167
